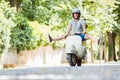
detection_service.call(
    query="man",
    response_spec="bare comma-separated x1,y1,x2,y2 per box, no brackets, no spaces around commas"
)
48,8,103,44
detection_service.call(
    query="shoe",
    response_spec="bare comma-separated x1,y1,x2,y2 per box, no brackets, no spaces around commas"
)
98,35,104,45
47,33,52,42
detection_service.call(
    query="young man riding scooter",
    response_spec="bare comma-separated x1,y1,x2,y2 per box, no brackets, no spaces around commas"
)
47,8,103,44
47,8,104,66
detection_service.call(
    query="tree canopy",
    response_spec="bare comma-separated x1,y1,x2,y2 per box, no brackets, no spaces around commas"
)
0,0,120,54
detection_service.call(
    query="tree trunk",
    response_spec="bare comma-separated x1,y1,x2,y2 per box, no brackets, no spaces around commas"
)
100,45,103,63
9,0,15,7
91,41,94,63
9,0,22,12
16,1,22,12
107,32,116,61
119,33,120,60
104,43,108,62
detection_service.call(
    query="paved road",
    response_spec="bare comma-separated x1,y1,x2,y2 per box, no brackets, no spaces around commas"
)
0,63,120,80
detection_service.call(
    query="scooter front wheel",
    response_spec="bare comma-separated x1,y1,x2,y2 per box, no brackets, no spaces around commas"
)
67,54,76,66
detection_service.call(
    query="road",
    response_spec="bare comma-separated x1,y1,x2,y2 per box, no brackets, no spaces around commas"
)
0,62,120,80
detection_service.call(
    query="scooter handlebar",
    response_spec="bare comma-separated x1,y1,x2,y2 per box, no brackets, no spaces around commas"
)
65,33,82,38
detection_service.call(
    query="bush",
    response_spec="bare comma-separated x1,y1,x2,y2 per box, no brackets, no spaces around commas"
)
10,14,44,53
0,0,48,54
0,0,16,54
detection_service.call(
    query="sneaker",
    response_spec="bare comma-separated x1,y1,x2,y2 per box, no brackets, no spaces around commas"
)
47,33,52,42
98,35,104,45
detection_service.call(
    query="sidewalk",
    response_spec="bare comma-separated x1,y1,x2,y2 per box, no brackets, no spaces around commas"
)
0,60,120,69
82,60,120,66
0,63,120,80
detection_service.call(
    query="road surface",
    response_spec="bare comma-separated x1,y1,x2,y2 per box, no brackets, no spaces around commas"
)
0,62,120,80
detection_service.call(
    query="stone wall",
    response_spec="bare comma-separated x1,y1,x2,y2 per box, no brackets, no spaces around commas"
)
0,45,94,67
0,46,67,66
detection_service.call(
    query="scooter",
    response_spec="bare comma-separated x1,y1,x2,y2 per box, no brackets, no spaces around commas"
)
66,34,87,66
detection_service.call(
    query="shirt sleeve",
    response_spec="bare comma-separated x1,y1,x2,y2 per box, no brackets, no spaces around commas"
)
81,19,86,28
68,20,72,27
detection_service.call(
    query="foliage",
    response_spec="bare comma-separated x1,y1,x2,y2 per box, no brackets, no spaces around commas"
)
114,0,120,23
0,0,120,54
113,0,120,32
19,0,120,48
0,0,16,54
0,0,48,53
81,0,120,60
10,14,43,53
82,0,118,35
21,0,81,47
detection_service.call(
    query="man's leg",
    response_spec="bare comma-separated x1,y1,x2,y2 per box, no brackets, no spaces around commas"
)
47,33,66,42
84,34,97,42
85,34,104,45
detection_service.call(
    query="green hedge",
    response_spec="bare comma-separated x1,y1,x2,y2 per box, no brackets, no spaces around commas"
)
0,1,16,54
0,0,48,54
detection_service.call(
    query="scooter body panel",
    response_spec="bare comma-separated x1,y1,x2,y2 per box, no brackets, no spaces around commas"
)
66,35,86,59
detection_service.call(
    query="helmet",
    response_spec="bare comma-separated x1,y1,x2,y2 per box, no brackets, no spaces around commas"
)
72,9,81,14
72,8,81,18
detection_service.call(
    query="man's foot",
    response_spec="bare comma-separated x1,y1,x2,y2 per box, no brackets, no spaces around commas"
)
98,35,104,45
47,33,52,42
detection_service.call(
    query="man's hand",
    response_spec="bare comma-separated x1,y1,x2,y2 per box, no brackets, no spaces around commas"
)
81,31,86,34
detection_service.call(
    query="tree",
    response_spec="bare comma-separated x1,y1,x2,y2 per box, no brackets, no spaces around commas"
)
0,0,45,53
114,0,120,60
1,0,119,57
82,0,119,61
0,0,16,54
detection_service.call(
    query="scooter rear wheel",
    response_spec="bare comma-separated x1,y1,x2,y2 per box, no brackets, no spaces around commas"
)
67,54,76,66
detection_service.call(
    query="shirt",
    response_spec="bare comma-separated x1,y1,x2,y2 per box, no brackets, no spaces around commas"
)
68,19,86,34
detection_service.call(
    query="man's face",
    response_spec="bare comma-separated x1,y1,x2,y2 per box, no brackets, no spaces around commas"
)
73,13,80,19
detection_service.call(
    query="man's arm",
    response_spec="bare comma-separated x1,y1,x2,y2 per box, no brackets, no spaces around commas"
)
81,20,86,34
66,25,71,35
65,24,72,38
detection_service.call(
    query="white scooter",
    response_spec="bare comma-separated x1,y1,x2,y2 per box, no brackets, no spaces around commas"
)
66,34,87,66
